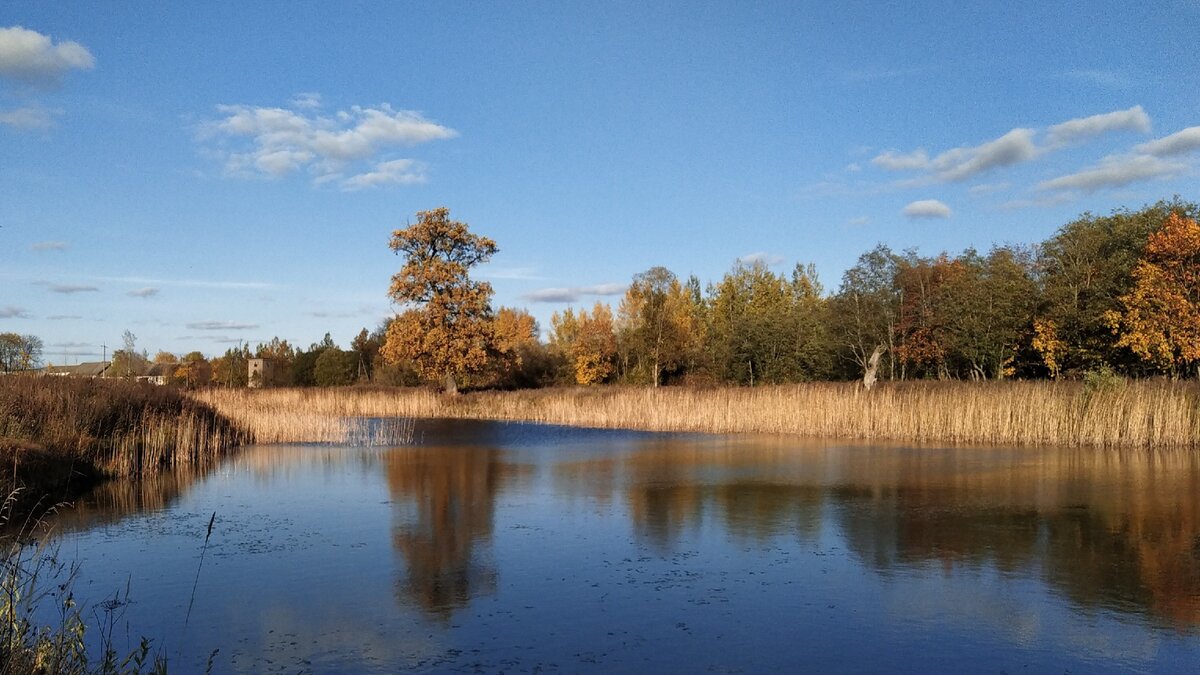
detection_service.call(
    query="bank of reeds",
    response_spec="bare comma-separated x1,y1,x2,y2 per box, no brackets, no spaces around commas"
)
0,376,247,508
195,379,1200,449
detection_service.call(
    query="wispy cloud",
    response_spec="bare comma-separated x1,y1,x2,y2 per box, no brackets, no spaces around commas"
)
91,275,276,290
52,341,90,348
186,321,260,331
1045,106,1150,147
198,97,456,188
737,252,785,266
1037,154,1187,193
1000,192,1078,210
1059,69,1131,89
902,199,953,219
1135,126,1200,157
968,182,1010,196
126,287,159,298
35,282,98,294
846,216,871,226
0,306,29,319
871,107,1158,184
479,266,542,281
0,104,60,131
873,128,1038,182
340,158,427,191
521,283,626,303
0,26,94,86
46,314,81,320
30,240,69,252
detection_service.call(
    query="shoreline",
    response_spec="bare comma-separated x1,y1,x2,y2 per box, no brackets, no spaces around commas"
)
194,380,1200,450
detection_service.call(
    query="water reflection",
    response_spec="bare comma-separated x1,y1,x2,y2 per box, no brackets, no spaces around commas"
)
44,420,1200,672
385,446,505,619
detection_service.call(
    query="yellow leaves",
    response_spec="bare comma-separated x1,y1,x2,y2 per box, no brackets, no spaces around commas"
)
551,303,616,385
1032,318,1065,379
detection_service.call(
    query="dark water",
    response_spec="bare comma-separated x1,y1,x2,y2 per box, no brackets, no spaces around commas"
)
45,420,1200,673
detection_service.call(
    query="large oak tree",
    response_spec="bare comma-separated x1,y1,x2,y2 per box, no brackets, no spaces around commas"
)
382,207,498,393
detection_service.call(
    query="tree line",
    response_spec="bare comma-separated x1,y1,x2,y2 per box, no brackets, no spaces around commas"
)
12,199,1198,389
379,201,1200,391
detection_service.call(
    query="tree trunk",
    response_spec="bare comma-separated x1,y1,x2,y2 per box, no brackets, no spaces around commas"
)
862,345,886,391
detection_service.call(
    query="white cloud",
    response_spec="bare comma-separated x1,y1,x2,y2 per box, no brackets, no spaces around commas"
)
1045,106,1150,147
290,92,322,109
872,149,930,171
1135,126,1200,157
46,314,81,320
0,306,29,319
30,240,68,251
869,107,1158,185
341,158,427,191
522,283,626,303
846,216,871,226
1037,154,1187,192
902,199,953,219
737,252,785,266
127,287,160,298
873,129,1038,182
0,104,60,131
186,321,260,331
0,26,94,85
36,282,98,294
201,98,456,188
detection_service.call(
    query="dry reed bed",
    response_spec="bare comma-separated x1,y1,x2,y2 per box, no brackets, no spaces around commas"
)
195,380,1200,449
0,376,247,487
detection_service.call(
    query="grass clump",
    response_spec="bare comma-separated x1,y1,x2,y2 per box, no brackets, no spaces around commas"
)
1,491,167,674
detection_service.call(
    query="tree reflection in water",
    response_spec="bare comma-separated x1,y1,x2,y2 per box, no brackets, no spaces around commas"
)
385,446,508,620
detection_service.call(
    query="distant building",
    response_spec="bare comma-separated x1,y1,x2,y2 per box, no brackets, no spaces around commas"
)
248,358,285,388
139,362,177,386
44,361,111,378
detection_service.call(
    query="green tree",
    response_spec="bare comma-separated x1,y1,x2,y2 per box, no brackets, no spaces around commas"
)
617,267,692,386
314,347,359,386
828,245,901,386
941,246,1038,379
381,207,498,394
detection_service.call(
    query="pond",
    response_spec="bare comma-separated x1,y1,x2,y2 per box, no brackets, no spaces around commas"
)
45,419,1200,673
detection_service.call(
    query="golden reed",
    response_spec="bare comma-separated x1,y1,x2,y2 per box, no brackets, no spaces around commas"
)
194,379,1200,449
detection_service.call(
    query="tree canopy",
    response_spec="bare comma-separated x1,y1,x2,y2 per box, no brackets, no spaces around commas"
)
381,207,498,393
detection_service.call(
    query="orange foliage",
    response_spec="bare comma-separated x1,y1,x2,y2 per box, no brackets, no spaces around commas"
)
1106,213,1200,374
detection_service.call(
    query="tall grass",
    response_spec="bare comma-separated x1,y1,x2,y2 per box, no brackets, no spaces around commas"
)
195,379,1200,449
1,490,167,674
0,377,247,508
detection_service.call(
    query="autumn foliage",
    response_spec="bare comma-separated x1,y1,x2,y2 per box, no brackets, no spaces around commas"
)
382,207,498,392
1106,213,1200,376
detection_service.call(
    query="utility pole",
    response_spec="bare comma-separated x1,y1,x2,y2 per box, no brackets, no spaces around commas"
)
101,343,107,363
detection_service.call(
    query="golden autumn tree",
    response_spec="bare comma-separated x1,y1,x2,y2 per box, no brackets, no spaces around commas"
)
573,303,617,385
382,207,498,393
1105,213,1200,377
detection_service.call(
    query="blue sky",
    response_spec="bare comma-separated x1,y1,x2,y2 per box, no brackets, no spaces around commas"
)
2,2,1199,362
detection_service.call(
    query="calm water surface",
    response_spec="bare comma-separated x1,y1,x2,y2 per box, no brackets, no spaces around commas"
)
47,420,1200,673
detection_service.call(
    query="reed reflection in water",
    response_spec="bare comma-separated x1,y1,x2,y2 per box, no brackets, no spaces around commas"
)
45,420,1200,673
